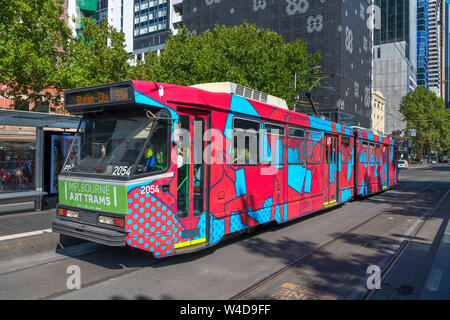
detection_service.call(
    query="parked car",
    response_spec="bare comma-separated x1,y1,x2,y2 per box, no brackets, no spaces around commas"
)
398,160,409,169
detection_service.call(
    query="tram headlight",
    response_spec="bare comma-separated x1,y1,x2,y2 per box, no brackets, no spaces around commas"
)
66,210,79,219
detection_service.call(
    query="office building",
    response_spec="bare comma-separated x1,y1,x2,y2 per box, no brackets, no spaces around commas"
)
373,0,417,135
417,0,429,87
182,0,373,128
444,0,450,107
66,0,183,59
372,90,386,135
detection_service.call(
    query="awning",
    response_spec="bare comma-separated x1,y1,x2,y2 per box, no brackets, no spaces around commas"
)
0,109,81,129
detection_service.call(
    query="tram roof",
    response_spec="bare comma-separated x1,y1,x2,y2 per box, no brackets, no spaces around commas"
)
62,80,393,144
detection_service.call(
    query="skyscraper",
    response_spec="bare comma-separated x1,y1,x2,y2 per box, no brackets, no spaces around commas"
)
182,0,373,128
428,0,443,96
445,0,450,107
373,0,417,135
417,0,429,87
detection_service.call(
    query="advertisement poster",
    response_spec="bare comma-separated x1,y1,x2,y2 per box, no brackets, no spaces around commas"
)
58,178,128,214
50,135,79,194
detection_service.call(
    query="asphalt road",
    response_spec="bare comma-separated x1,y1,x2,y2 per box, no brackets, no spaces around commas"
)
0,165,448,300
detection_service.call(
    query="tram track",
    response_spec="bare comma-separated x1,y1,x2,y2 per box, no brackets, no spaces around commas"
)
361,188,450,300
229,181,441,300
40,256,166,300
0,176,439,300
40,181,442,300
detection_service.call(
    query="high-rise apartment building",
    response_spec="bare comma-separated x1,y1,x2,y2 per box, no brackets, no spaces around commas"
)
182,0,373,128
428,0,443,96
66,0,183,59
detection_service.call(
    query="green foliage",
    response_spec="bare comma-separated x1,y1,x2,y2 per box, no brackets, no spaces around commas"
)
129,23,321,108
62,17,131,88
1,8,319,113
0,0,71,110
0,3,131,110
400,86,450,157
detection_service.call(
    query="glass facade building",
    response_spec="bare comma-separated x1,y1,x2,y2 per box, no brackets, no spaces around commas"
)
417,0,430,87
94,0,109,23
445,0,450,107
372,0,417,135
183,0,373,128
375,0,411,47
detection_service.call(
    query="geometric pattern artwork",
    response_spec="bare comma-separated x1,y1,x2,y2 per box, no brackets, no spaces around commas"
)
119,81,398,257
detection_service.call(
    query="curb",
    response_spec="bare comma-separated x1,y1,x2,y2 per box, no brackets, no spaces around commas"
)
0,232,86,261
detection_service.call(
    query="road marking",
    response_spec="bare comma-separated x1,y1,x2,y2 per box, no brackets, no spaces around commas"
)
269,282,338,300
404,208,433,237
0,229,53,242
443,234,450,244
426,269,443,292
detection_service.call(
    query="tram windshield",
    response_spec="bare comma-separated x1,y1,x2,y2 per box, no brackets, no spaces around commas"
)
62,109,169,177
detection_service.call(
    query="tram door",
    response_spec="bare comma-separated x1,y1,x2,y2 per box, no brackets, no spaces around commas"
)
323,135,338,206
384,145,389,188
176,110,208,247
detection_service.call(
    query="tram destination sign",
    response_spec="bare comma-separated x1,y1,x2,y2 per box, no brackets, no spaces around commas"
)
65,82,134,110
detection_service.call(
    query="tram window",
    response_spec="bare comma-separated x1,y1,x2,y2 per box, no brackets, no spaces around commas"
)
369,143,375,163
265,123,285,136
307,131,321,164
287,126,306,164
341,137,351,163
232,117,261,165
263,123,284,164
134,122,169,175
288,126,305,138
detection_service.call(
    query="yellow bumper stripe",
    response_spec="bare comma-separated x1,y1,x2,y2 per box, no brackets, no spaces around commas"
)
174,238,207,249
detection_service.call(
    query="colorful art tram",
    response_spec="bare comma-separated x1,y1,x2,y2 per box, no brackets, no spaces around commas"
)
52,81,399,257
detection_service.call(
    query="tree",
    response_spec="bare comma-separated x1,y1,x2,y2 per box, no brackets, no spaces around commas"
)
400,86,450,158
62,17,132,89
0,0,72,110
129,23,321,108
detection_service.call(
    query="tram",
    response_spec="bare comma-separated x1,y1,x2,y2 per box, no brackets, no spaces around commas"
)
52,80,398,257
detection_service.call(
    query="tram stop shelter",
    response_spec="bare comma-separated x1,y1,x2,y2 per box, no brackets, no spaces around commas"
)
0,110,81,212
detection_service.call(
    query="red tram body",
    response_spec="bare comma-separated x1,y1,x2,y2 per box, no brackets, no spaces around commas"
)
54,81,399,257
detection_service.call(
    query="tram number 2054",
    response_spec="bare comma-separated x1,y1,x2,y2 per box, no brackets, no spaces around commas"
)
113,166,132,176
140,185,160,194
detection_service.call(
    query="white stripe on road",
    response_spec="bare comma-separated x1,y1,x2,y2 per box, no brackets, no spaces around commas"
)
426,269,443,292
0,229,53,242
443,234,450,245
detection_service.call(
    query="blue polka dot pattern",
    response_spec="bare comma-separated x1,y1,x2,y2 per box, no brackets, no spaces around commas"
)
125,186,181,257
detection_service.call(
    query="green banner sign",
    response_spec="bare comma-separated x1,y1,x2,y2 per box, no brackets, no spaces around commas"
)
58,178,128,214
